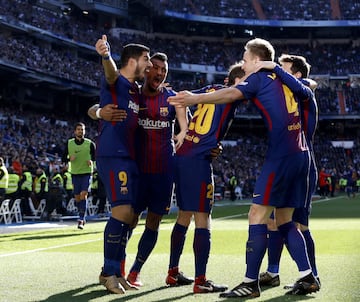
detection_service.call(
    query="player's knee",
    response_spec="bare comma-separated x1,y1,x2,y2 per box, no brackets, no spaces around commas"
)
80,191,88,200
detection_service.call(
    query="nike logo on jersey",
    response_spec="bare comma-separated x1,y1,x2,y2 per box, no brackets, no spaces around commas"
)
252,193,261,198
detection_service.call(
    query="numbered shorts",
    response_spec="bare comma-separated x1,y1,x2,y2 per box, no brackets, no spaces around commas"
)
96,156,139,207
175,156,214,213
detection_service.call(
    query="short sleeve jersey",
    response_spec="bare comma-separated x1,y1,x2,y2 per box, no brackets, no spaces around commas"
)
136,88,177,174
96,75,140,159
236,71,307,160
177,84,238,159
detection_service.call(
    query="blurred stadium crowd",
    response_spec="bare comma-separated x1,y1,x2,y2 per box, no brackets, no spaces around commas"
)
0,0,359,222
155,0,360,20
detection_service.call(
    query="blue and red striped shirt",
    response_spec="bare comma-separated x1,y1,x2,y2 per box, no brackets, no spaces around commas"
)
136,88,177,174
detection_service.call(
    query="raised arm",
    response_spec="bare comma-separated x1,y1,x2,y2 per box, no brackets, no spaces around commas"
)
273,65,313,100
168,87,243,107
95,34,119,85
253,61,312,100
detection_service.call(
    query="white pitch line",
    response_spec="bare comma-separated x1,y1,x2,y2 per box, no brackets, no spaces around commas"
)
0,239,101,258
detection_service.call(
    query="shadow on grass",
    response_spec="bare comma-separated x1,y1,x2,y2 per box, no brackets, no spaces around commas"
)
37,281,319,302
217,293,317,302
37,283,109,302
37,284,194,302
109,286,194,302
12,230,102,241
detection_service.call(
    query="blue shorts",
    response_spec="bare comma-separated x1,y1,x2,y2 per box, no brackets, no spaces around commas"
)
72,174,91,195
253,152,309,208
96,157,139,208
293,156,318,226
133,173,174,215
175,156,214,213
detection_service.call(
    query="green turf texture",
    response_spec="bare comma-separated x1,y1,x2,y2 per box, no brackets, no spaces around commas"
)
1,195,359,301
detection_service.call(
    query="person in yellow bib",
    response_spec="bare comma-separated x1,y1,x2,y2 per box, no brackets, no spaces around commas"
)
5,167,20,203
62,122,95,229
0,157,9,202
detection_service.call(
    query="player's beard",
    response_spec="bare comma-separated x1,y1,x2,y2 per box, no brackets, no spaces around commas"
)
134,64,145,82
148,81,159,93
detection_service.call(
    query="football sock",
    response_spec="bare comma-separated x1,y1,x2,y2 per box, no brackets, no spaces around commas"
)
267,230,284,274
193,228,210,278
130,227,158,273
120,227,133,276
245,224,268,280
278,221,311,272
169,223,188,269
103,217,129,276
78,199,86,220
302,229,318,277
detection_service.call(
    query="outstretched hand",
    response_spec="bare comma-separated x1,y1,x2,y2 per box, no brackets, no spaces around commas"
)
167,91,196,107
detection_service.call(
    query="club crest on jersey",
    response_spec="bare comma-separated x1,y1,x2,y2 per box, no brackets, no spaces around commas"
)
160,107,169,117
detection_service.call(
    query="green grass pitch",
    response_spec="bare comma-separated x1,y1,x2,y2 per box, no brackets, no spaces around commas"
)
1,194,360,302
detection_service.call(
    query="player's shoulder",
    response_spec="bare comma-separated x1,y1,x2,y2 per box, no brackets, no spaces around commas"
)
84,138,94,143
161,86,177,97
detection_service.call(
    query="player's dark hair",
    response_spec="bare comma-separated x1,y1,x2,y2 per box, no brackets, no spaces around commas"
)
120,43,150,67
279,54,311,78
151,52,168,62
75,122,85,130
245,38,275,61
227,62,245,86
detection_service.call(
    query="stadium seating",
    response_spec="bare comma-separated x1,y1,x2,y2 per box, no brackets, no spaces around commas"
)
0,199,11,224
9,199,23,223
23,198,47,221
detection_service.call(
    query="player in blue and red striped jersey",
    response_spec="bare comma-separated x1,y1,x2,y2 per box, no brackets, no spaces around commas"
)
168,38,319,298
94,35,153,295
125,52,189,287
165,63,246,294
257,54,320,291
88,52,189,287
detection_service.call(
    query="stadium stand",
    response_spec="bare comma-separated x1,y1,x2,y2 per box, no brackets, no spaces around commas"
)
0,0,359,221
